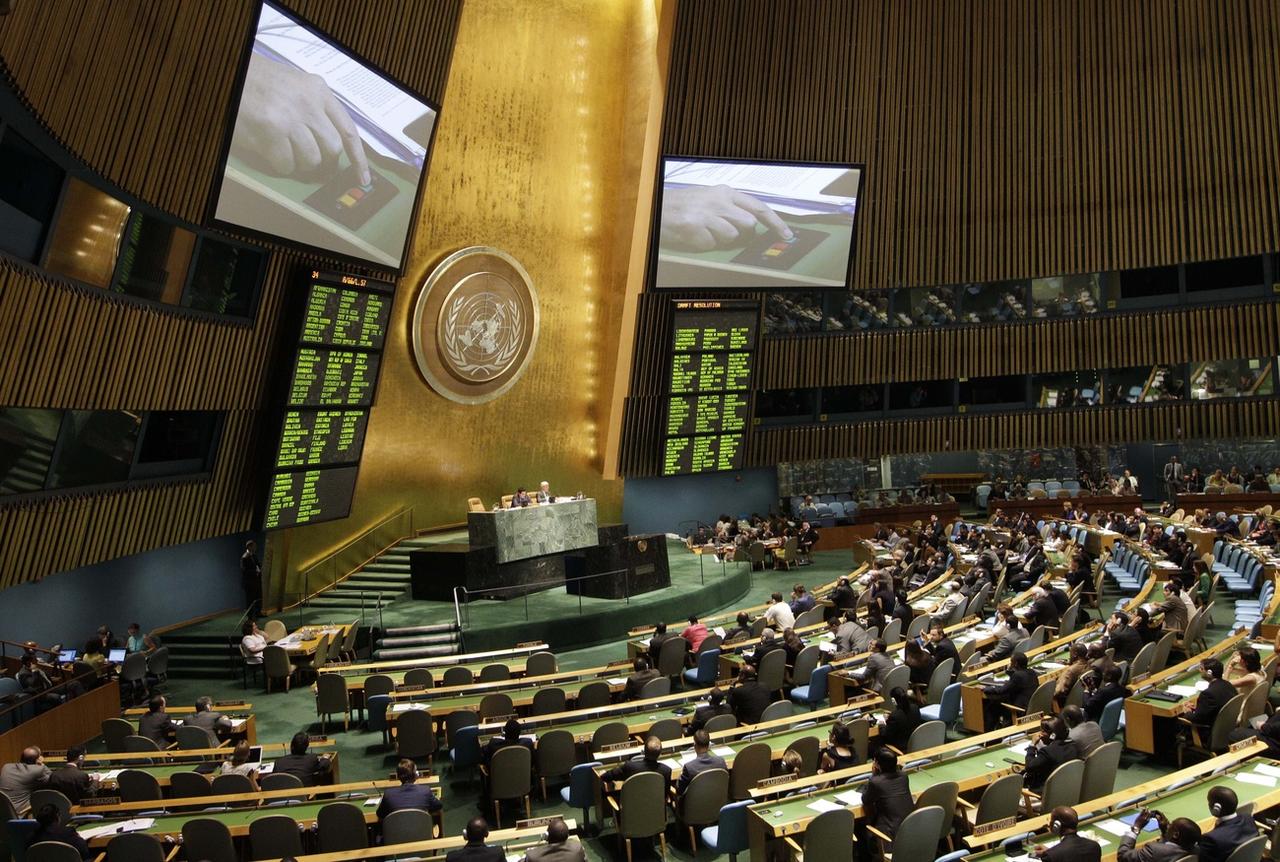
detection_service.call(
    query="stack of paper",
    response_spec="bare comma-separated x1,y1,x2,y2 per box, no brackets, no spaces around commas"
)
834,789,862,806
806,799,842,814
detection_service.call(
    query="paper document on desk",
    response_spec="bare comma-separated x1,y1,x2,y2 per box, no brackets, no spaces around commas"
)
80,818,155,840
257,762,274,774
1077,830,1111,847
607,678,626,686
230,718,247,728
1005,740,1033,757
679,751,698,764
1195,680,1210,691
92,769,123,782
806,799,843,813
713,747,735,757
364,795,382,807
834,789,862,806
1094,819,1132,837
662,759,682,771
1252,763,1280,777
1236,772,1278,787
1166,685,1199,697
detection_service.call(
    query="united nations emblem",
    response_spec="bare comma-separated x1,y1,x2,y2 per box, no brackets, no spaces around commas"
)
411,247,539,404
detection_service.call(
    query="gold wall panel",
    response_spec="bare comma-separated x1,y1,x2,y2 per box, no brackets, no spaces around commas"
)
277,0,661,586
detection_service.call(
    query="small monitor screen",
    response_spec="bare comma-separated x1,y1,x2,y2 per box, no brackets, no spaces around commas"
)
108,648,126,663
654,158,861,290
58,649,77,664
213,1,438,270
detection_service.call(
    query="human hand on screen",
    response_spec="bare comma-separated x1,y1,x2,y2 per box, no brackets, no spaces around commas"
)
235,53,371,185
660,184,793,251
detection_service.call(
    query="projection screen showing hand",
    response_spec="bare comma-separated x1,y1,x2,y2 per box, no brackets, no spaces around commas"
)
653,158,862,290
212,1,439,271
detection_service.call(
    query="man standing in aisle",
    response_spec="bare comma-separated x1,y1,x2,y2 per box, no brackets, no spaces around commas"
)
241,539,262,614
1164,455,1184,502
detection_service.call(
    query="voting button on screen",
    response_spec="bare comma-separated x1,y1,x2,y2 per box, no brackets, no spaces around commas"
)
305,166,399,230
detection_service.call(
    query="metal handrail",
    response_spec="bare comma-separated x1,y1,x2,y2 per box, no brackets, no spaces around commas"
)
453,568,631,629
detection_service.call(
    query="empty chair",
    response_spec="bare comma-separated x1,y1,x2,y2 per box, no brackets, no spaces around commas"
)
117,769,162,802
700,799,752,862
591,721,630,751
760,700,794,723
479,692,514,720
881,617,903,645
611,770,668,862
396,708,437,764
657,637,688,680
1024,758,1084,814
576,680,612,709
316,672,352,733
211,772,256,801
263,645,293,693
122,734,161,753
902,719,946,753
148,646,170,688
526,651,557,676
403,667,434,687
560,760,603,830
250,813,304,859
798,807,855,862
756,649,787,695
683,649,721,688
704,713,737,733
678,768,730,850
441,665,473,686
535,728,576,801
923,658,955,705
789,645,821,688
382,808,436,845
260,772,306,803
914,781,960,850
105,833,166,862
367,694,392,747
967,772,1024,827
1179,692,1247,765
489,744,533,827
118,652,149,703
871,805,943,861
444,708,480,749
1080,740,1123,801
638,676,671,700
317,801,370,853
263,619,288,642
364,674,395,699
176,724,217,750
479,663,511,682
101,717,133,752
531,687,567,715
921,682,961,729
25,843,82,862
169,771,212,800
648,717,683,741
182,818,237,862
795,607,826,629
1099,697,1125,741
27,789,71,821
729,741,771,800
790,664,831,709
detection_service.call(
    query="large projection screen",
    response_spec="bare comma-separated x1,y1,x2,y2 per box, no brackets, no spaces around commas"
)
653,158,862,290
212,1,438,270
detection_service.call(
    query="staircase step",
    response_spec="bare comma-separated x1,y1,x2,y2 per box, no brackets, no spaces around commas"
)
384,623,458,636
374,645,460,660
377,633,459,649
361,563,412,574
347,569,411,581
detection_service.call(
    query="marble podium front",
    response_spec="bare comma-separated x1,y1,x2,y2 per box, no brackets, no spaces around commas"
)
467,498,599,564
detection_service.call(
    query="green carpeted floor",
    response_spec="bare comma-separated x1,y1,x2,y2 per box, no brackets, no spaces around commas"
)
137,544,1231,862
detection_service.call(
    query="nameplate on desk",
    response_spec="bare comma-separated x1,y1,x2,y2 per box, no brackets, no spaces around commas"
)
516,641,542,648
214,701,247,708
974,816,1017,836
755,774,796,789
599,741,635,753
607,659,634,668
43,750,66,760
396,684,427,692
488,713,517,725
1022,711,1044,724
80,796,121,807
1230,738,1256,752
1129,673,1149,686
517,816,562,830
308,735,329,743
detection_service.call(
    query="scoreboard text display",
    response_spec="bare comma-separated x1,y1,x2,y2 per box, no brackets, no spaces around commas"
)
263,271,394,530
661,300,759,476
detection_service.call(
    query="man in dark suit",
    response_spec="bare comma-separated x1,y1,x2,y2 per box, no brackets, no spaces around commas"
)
188,696,233,742
689,688,732,734
1104,611,1142,664
1083,666,1131,723
378,759,443,822
1023,717,1081,792
727,667,773,725
677,729,727,794
138,695,177,747
240,539,262,613
43,746,97,805
860,749,913,848
29,804,92,860
1027,587,1061,630
745,629,785,669
482,718,535,767
1184,659,1237,745
1035,806,1102,862
273,732,332,785
828,577,857,610
521,818,586,862
1196,786,1258,862
1118,813,1201,862
1045,583,1070,615
624,657,661,701
982,651,1039,730
924,622,959,679
601,736,673,786
445,817,505,862
647,623,678,660
1154,583,1189,634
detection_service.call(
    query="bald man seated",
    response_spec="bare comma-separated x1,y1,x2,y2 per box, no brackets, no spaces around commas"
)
521,818,586,862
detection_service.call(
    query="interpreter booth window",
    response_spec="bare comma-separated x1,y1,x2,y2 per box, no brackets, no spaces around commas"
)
1184,254,1266,299
41,178,132,289
755,388,818,424
822,384,884,419
1033,371,1100,408
185,238,264,317
1107,264,1179,308
838,290,890,330
763,292,832,334
48,409,142,489
887,379,953,414
132,411,221,478
960,374,1027,413
958,281,1027,323
1110,365,1186,403
0,128,64,262
0,407,61,496
1190,358,1275,400
111,212,196,305
1030,273,1102,318
894,286,956,327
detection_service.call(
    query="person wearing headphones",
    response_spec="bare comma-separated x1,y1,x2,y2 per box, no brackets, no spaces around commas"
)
446,816,504,862
1034,806,1101,862
1023,717,1081,793
377,759,442,822
1183,658,1237,747
1196,786,1258,862
520,817,585,862
1118,811,1201,862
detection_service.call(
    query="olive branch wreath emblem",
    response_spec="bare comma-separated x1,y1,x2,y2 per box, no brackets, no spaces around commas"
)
441,292,523,379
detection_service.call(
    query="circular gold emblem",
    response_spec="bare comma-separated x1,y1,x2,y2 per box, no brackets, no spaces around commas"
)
411,247,539,404
636,538,649,553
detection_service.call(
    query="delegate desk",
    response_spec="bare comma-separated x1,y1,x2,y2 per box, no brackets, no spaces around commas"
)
1177,492,1280,515
261,819,576,862
469,498,598,564
90,748,341,789
1123,631,1273,754
745,717,1045,861
992,495,1139,520
122,702,256,744
851,501,960,525
965,744,1278,862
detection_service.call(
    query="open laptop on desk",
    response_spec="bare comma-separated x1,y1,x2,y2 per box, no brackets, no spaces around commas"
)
107,648,126,663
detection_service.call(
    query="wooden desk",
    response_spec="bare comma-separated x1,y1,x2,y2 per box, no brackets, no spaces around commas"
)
275,623,354,659
318,643,548,679
72,777,412,819
0,680,119,768
91,750,341,789
852,501,960,525
1176,492,1280,514
257,819,575,862
992,495,1137,519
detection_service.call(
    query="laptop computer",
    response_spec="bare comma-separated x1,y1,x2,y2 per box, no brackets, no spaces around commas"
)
57,648,78,664
107,648,126,663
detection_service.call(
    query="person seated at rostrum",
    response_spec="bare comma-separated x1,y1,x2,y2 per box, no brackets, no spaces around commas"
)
377,758,442,822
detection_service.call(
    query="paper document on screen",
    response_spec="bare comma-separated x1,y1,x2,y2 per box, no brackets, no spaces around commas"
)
255,7,430,165
665,161,857,215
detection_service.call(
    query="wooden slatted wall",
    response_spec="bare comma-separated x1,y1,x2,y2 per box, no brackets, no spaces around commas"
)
618,0,1280,475
0,0,463,585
